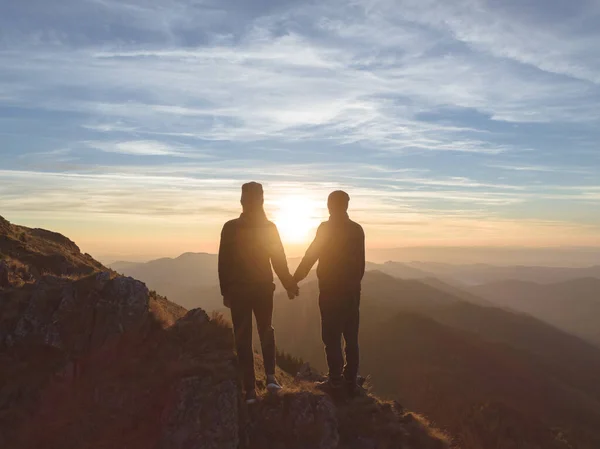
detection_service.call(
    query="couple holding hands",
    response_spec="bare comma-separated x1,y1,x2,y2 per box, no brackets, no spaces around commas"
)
218,182,365,404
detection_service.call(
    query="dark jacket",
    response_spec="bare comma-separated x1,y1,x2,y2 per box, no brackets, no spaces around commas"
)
294,214,365,293
218,213,295,297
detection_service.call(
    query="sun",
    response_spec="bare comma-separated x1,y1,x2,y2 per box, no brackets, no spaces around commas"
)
272,196,321,244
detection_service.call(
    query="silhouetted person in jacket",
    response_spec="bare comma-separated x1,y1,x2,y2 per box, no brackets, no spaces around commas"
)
219,182,299,404
294,190,365,395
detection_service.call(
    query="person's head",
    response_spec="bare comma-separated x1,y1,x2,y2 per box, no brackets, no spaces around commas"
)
327,190,350,216
240,182,265,213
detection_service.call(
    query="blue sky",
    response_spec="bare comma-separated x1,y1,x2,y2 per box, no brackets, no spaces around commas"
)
1,0,599,260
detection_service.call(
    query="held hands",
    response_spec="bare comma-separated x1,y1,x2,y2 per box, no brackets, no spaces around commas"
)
287,281,300,300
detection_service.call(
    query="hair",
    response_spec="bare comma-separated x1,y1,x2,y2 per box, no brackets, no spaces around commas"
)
240,182,266,216
328,190,350,213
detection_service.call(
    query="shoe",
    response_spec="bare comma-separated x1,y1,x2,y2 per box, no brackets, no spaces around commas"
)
245,389,257,405
346,375,366,397
346,380,363,397
266,375,283,393
315,378,344,393
357,375,366,388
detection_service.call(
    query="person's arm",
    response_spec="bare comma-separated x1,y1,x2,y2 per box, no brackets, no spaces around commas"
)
293,224,326,282
218,222,234,305
359,225,366,281
268,224,297,294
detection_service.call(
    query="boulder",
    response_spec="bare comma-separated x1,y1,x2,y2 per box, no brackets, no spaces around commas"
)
5,275,151,354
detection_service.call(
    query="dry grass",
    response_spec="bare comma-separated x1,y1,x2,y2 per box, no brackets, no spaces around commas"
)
333,392,452,449
149,291,187,328
276,349,306,376
4,257,31,288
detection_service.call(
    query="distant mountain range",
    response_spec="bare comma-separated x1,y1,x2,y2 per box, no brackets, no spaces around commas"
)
408,261,600,285
368,246,600,267
110,252,600,311
471,278,600,347
110,252,223,312
108,255,456,311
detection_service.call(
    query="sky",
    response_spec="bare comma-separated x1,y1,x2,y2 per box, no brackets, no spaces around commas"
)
1,0,599,262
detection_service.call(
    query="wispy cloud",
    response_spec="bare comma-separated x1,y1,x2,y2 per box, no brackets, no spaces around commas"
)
486,164,592,174
84,140,210,157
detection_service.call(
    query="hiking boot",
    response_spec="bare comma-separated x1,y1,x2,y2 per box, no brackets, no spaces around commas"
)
245,389,258,405
266,375,283,393
345,375,366,398
357,375,366,388
346,380,366,398
315,377,344,393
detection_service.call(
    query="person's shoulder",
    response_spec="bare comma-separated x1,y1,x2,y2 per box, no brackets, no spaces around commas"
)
265,220,278,229
265,220,282,235
317,221,330,232
349,219,364,235
222,218,240,231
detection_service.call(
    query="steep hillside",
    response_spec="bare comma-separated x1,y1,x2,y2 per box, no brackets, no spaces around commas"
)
360,312,600,449
0,217,450,449
274,273,600,449
471,278,600,346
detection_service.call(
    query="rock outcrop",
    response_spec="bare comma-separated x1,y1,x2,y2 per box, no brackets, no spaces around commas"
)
238,369,450,449
243,389,340,449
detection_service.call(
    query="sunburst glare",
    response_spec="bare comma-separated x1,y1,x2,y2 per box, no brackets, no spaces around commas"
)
272,196,322,244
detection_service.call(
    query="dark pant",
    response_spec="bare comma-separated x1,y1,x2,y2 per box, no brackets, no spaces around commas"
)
319,290,360,383
230,287,276,391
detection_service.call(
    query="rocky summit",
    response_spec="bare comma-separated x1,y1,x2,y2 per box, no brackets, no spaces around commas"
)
0,216,450,449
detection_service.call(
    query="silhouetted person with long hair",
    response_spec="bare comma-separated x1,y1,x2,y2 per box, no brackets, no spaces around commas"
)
218,182,299,404
294,190,365,395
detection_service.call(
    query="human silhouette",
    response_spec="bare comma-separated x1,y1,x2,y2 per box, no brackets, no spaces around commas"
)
218,182,299,404
294,190,365,395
